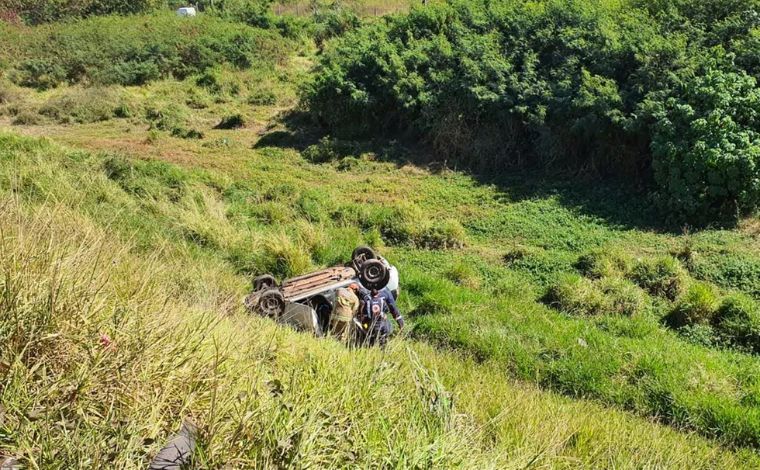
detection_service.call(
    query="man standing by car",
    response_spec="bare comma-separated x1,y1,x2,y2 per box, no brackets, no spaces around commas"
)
361,287,405,347
330,283,360,342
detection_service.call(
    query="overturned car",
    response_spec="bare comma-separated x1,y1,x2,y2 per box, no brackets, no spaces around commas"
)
244,246,398,336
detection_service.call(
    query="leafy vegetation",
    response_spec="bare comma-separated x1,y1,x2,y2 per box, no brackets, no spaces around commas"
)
2,0,165,24
304,0,760,224
0,13,290,88
3,4,760,466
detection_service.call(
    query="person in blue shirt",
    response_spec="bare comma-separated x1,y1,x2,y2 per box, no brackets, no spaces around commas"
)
358,287,404,347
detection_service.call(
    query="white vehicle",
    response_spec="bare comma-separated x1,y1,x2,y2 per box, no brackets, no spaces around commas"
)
176,7,197,17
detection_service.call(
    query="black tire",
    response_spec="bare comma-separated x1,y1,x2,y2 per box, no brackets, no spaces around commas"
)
258,289,285,318
358,259,389,290
352,245,376,264
253,274,277,291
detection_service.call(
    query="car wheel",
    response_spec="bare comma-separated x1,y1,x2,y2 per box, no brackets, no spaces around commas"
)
258,289,285,318
352,245,376,264
358,259,389,290
253,274,277,291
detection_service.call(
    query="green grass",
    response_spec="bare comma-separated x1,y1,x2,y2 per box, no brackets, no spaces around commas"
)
2,132,760,467
2,18,760,463
3,110,760,451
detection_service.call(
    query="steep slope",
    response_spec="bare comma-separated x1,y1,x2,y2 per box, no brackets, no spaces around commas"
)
1,132,758,467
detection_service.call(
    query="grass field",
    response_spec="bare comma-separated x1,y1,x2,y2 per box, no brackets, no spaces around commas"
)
1,10,760,467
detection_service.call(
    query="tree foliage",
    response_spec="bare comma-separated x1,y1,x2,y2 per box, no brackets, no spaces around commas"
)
304,0,760,224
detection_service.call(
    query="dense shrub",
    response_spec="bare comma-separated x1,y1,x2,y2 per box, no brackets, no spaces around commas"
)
713,294,760,354
690,252,760,299
368,205,419,245
2,14,289,89
296,189,333,223
225,0,275,26
11,111,42,126
0,80,22,118
630,256,687,300
146,104,187,132
649,63,760,223
303,0,760,224
312,7,361,49
247,85,278,105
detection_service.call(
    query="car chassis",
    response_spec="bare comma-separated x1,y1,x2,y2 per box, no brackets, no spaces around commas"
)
244,246,394,335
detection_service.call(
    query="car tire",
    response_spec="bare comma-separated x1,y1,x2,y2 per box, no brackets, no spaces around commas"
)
358,259,389,290
258,289,285,318
352,245,376,264
253,274,277,291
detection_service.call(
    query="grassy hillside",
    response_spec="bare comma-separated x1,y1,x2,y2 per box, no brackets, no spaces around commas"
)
1,7,760,467
2,127,760,468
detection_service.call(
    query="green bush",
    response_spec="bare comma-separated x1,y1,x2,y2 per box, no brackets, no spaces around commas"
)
547,276,648,317
219,0,275,28
0,80,19,106
195,67,245,97
677,324,717,348
3,14,289,89
649,63,760,224
302,0,760,224
10,58,66,89
312,7,361,49
249,201,293,225
666,282,719,328
630,256,687,300
367,205,419,246
713,294,760,354
690,252,760,299
295,189,333,223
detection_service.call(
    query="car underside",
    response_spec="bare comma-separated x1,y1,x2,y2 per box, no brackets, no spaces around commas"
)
244,246,397,335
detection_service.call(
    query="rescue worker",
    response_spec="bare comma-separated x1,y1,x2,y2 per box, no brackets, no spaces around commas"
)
330,283,360,342
360,287,404,347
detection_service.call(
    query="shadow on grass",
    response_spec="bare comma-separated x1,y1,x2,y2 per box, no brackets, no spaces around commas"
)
254,110,677,233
